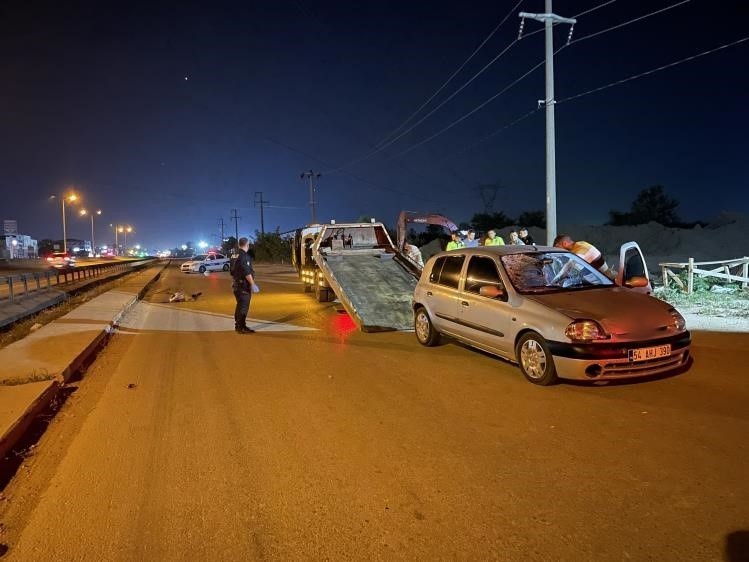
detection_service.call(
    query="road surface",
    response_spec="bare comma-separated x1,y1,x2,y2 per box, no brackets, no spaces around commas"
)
0,263,747,560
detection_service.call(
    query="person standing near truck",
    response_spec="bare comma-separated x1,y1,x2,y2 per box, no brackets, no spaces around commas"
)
230,237,259,334
446,231,464,251
484,229,505,246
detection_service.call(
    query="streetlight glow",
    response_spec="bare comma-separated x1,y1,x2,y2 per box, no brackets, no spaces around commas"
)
53,190,81,255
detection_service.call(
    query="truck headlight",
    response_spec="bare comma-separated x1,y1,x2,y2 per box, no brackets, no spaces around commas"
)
565,320,608,342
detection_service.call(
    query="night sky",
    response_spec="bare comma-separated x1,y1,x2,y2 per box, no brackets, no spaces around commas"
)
2,0,747,250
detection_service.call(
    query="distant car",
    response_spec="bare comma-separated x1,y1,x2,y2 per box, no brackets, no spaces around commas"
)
180,253,231,273
46,252,76,269
412,243,692,385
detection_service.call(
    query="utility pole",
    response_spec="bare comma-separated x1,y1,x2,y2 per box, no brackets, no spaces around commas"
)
254,192,268,236
219,218,225,243
519,1,575,245
300,170,321,224
230,208,240,241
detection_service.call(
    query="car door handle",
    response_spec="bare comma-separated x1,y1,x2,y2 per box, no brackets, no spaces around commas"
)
461,301,469,307
427,291,433,296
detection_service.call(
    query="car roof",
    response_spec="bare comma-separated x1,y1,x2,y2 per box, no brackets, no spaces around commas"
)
429,245,564,260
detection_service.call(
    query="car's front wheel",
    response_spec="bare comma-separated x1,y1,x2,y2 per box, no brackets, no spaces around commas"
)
516,332,558,386
414,307,440,346
198,265,206,273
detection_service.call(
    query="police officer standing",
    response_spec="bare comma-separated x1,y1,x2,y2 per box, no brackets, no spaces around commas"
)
231,237,258,334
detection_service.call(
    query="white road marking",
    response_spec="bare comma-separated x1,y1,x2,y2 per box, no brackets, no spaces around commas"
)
116,301,316,333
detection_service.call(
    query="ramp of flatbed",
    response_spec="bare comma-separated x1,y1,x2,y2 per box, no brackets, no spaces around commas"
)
323,253,416,331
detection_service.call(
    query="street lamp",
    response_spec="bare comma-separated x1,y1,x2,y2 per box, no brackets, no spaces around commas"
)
80,209,102,256
117,225,133,254
51,193,79,255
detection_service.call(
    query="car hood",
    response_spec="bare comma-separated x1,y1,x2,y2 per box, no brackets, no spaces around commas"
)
525,287,676,335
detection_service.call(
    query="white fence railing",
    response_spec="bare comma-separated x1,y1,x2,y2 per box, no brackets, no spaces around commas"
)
659,257,749,294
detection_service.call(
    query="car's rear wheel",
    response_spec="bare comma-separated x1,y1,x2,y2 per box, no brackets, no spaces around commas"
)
198,265,206,273
414,307,440,346
516,332,558,386
222,263,229,271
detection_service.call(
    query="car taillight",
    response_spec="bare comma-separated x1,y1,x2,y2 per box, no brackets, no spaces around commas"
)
565,320,608,342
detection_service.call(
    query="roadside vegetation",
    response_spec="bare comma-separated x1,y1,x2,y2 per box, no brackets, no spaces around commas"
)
656,273,749,318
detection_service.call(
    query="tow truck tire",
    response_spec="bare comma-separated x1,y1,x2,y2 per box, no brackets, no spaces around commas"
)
222,263,229,271
304,282,312,293
515,332,558,386
315,285,330,302
198,265,206,273
414,307,440,346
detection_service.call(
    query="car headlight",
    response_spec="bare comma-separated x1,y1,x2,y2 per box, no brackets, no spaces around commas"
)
669,309,686,331
565,320,608,342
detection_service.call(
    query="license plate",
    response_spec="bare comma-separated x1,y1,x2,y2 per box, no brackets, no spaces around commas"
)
628,344,671,362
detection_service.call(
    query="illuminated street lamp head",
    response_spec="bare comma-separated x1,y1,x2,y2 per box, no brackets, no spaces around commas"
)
67,193,78,203
126,226,133,233
80,208,87,216
118,226,124,233
96,209,102,216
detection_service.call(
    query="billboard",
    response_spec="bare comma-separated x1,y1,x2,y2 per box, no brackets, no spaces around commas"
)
3,220,18,235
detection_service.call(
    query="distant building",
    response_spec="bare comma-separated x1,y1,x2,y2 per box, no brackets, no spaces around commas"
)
1,234,38,259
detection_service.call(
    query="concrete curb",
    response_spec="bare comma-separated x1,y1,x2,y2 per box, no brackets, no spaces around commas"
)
0,263,166,461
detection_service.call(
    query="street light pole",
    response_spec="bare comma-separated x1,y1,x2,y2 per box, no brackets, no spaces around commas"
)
59,193,78,255
92,210,101,254
111,224,119,255
62,198,67,255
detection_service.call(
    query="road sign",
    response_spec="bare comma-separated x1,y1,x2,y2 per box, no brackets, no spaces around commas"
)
3,220,17,235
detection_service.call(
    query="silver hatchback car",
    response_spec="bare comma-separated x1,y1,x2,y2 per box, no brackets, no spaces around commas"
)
413,244,692,385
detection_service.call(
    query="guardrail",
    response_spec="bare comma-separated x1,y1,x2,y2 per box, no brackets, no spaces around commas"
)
0,259,155,302
659,256,749,294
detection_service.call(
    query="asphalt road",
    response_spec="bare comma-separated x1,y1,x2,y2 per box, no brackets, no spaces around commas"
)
1,263,747,561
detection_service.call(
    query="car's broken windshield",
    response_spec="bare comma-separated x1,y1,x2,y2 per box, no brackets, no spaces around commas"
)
500,252,613,294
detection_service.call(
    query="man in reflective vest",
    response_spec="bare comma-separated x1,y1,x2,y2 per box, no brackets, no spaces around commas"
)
446,231,463,251
484,229,505,246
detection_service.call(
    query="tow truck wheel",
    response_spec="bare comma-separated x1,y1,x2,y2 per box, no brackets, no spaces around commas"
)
222,263,229,271
414,307,440,346
315,285,330,302
304,282,312,293
516,332,558,386
198,265,206,273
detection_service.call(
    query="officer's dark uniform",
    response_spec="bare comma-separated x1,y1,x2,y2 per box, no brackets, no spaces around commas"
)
230,248,254,333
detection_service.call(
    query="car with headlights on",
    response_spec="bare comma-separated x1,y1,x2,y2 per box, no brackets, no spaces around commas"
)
180,253,230,273
412,244,691,385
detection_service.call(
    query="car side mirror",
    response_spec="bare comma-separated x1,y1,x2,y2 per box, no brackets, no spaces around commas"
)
479,285,505,299
624,276,649,288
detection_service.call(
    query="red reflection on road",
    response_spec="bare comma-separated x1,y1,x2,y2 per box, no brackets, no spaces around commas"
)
332,312,357,341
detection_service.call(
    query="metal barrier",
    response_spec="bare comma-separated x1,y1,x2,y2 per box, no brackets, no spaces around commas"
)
0,259,155,302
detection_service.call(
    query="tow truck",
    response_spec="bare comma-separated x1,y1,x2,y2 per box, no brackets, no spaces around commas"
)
291,213,458,332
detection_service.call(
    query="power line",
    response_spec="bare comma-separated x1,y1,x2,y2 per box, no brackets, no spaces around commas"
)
380,1,693,160
557,36,749,105
570,0,691,44
446,107,541,159
573,0,618,19
391,57,547,158
323,3,525,175
263,136,463,203
371,0,524,150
